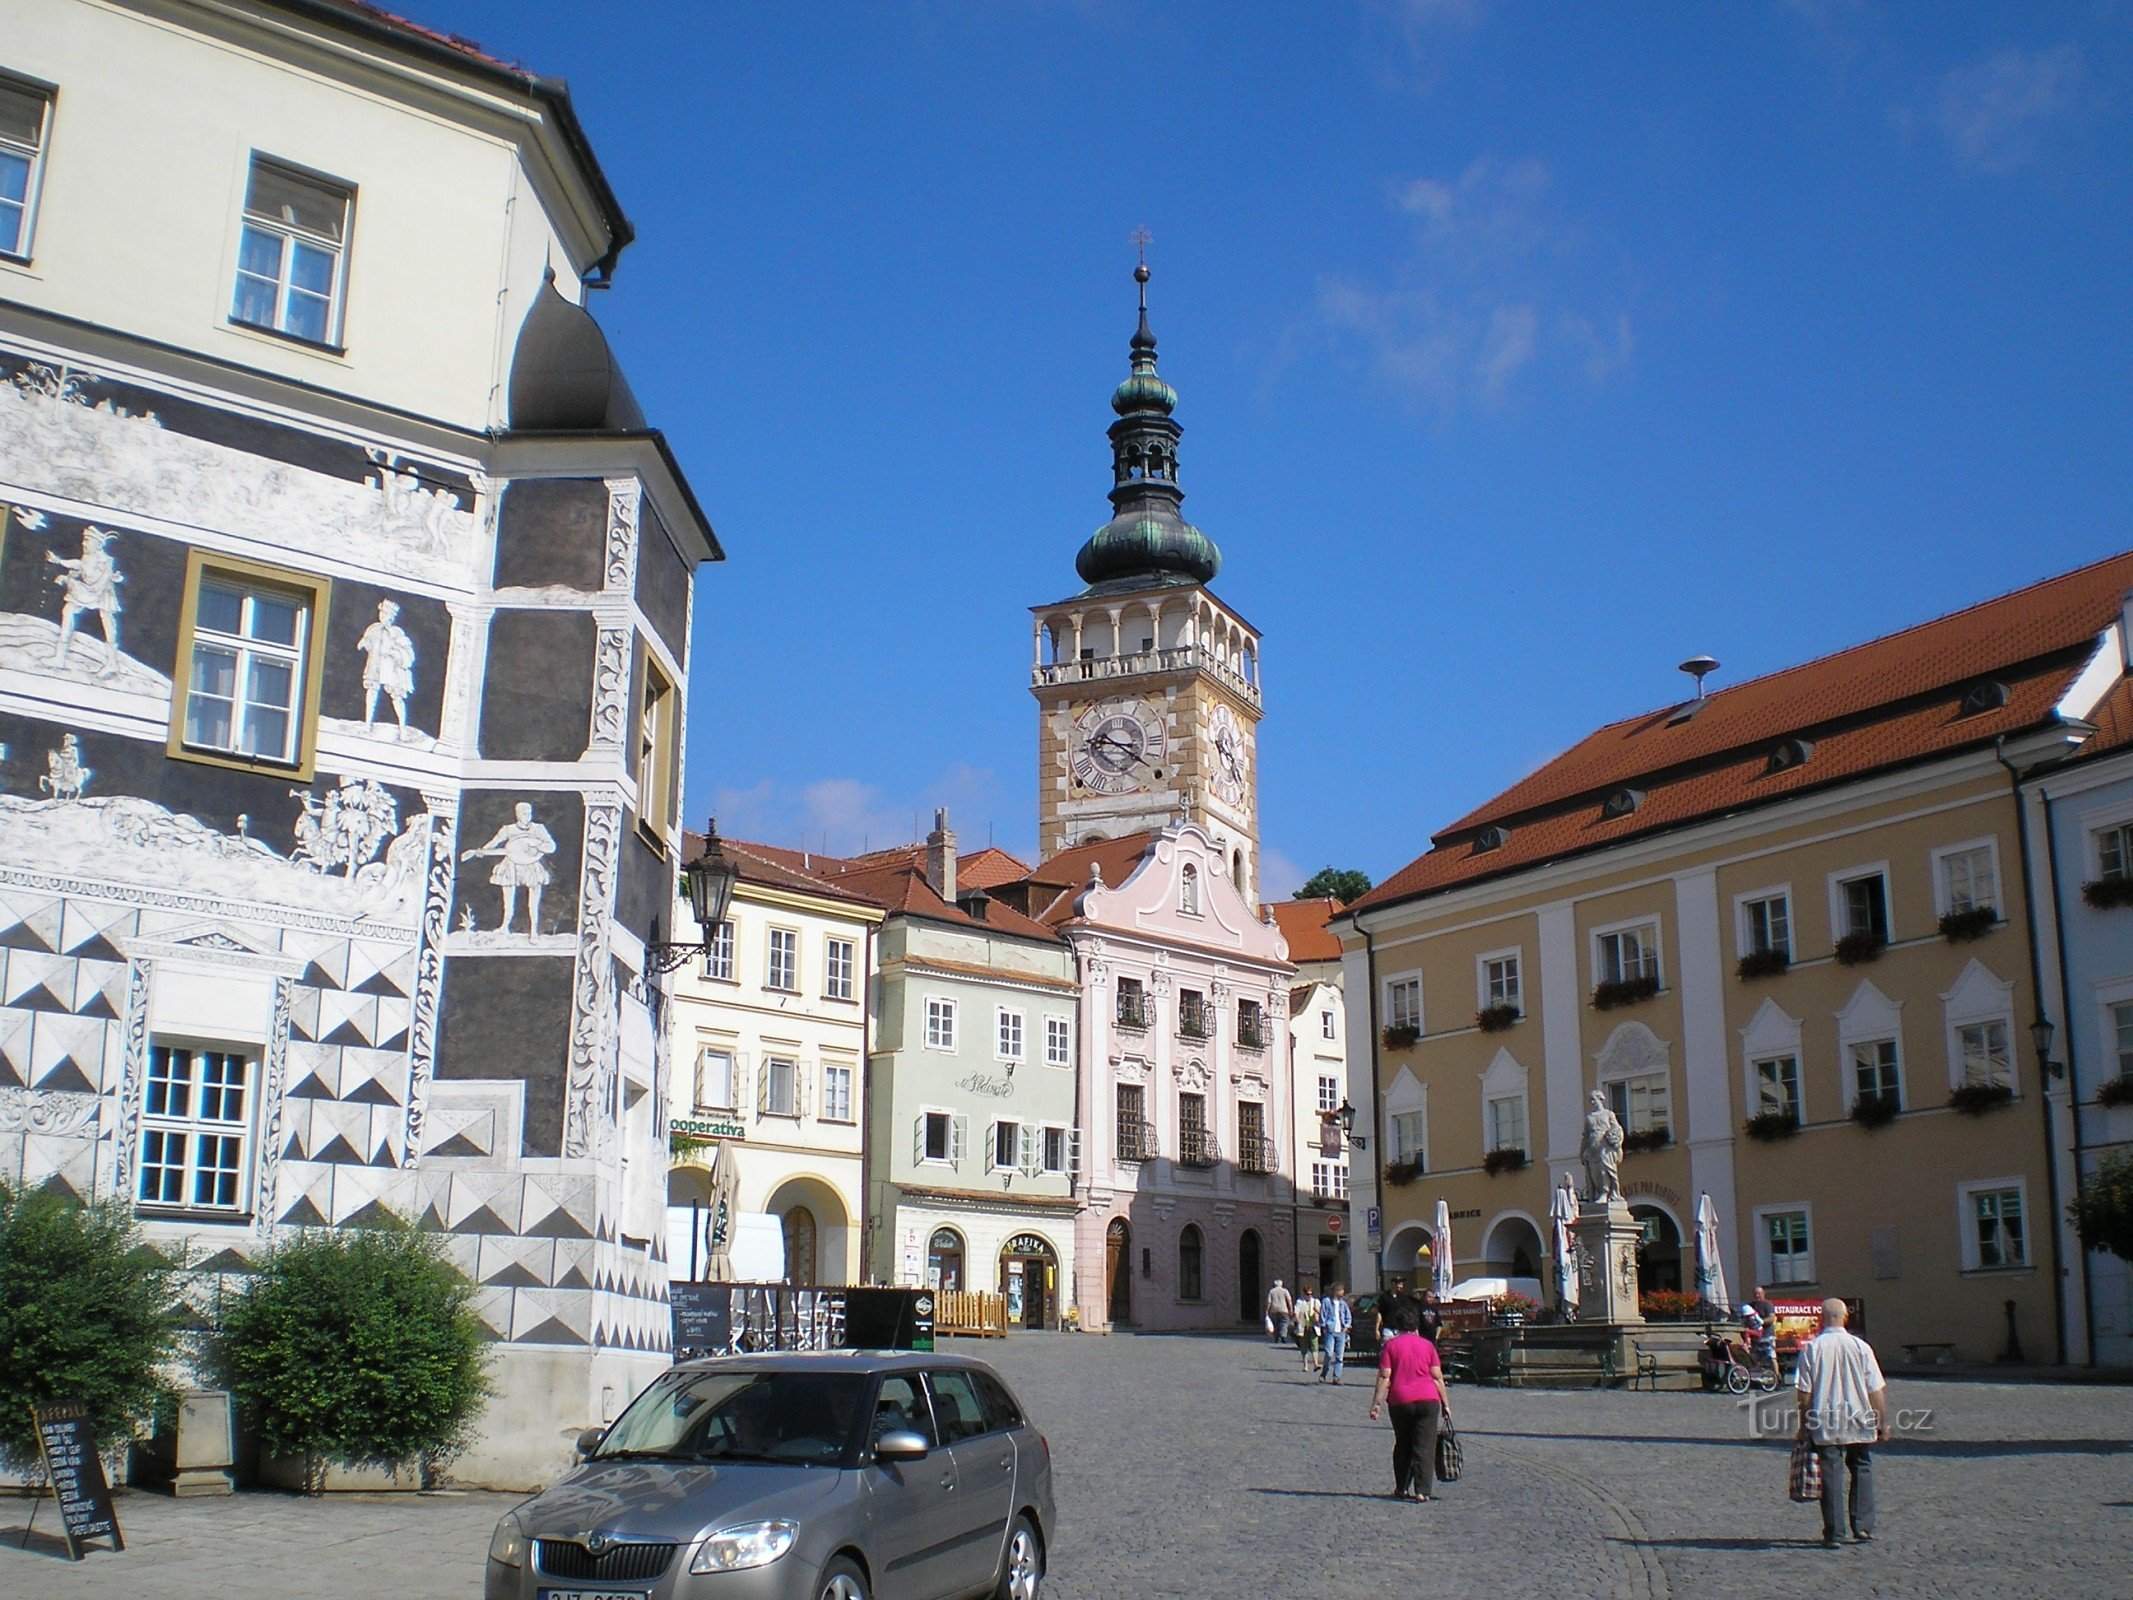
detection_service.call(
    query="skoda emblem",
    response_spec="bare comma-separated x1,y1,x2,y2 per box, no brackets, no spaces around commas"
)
584,1532,611,1555
915,1294,934,1316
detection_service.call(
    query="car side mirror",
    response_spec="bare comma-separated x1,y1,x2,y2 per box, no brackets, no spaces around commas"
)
576,1426,608,1459
874,1430,931,1462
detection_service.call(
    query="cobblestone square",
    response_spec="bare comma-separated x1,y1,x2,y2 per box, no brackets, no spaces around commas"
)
3,1333,2130,1599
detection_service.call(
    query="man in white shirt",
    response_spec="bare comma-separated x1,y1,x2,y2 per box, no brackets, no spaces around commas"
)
1794,1297,1890,1547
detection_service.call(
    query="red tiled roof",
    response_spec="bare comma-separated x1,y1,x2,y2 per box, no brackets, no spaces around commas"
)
829,858,1062,944
2069,676,2133,766
324,0,521,72
1021,832,1161,891
1352,551,2133,915
684,833,882,910
957,846,1033,891
1268,898,1345,962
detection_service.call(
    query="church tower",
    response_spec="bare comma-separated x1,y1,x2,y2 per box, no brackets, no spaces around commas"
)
1030,261,1265,900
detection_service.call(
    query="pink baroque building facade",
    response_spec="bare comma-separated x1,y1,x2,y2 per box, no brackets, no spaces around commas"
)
1062,823,1296,1330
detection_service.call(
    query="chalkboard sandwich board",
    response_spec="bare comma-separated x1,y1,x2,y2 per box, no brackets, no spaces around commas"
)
30,1403,124,1560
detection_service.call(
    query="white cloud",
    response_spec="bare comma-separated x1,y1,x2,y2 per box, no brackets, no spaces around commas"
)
707,764,1019,859
1931,44,2084,173
1314,157,1629,414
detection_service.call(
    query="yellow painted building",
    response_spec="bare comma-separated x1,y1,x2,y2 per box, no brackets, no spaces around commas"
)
1337,553,2133,1362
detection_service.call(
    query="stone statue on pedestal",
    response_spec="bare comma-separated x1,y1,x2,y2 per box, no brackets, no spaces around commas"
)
1580,1090,1625,1204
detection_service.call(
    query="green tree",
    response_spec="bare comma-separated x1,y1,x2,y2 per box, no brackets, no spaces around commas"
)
216,1218,490,1491
0,1182,183,1464
2070,1153,2133,1263
1297,866,1373,905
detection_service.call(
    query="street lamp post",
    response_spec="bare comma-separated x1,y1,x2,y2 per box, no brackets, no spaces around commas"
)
646,819,742,976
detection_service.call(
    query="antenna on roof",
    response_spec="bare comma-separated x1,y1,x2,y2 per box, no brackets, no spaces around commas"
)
1679,655,1720,699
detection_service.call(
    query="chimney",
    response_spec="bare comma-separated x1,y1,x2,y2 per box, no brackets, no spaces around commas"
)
924,808,957,901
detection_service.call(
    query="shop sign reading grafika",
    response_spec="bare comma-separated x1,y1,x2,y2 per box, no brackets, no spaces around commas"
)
672,1115,747,1141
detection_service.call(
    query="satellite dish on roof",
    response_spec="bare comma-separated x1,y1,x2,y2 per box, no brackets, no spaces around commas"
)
1679,655,1720,699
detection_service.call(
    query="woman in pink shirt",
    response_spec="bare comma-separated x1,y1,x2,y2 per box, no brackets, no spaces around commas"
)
1367,1300,1450,1501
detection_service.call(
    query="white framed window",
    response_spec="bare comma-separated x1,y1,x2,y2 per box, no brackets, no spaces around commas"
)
702,920,735,983
823,936,855,1001
2110,998,2133,1079
695,1047,735,1111
1321,1009,1337,1040
1851,1037,1902,1113
1317,1073,1342,1114
765,927,799,992
925,996,957,1051
1387,1110,1426,1166
1042,1125,1074,1174
1594,919,1661,987
1310,1160,1348,1199
1958,1180,2028,1270
1753,1054,1802,1120
232,156,352,346
1831,865,1892,944
760,1057,800,1119
1756,1204,1814,1286
1956,1019,2013,1090
1606,1071,1671,1135
1044,1015,1072,1067
0,75,54,261
1478,949,1522,1012
634,653,678,844
2097,820,2133,884
1384,974,1422,1031
917,1110,963,1165
991,1118,1021,1172
175,557,325,769
137,1043,253,1213
997,1008,1024,1063
1934,840,2000,918
1486,1093,1527,1154
821,1062,853,1124
1738,889,1792,959
1179,862,1201,915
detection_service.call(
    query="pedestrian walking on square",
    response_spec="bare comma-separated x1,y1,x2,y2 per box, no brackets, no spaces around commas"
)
1320,1283,1353,1384
1417,1288,1444,1344
1368,1301,1449,1501
1295,1289,1322,1373
1794,1297,1889,1548
1265,1278,1293,1345
1750,1285,1779,1371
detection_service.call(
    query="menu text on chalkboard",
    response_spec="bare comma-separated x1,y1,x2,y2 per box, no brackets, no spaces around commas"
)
31,1403,123,1560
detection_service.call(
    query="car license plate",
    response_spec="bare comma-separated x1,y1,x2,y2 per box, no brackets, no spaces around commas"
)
538,1590,643,1600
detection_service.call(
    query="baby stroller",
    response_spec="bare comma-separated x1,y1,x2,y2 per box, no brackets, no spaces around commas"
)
1700,1332,1779,1394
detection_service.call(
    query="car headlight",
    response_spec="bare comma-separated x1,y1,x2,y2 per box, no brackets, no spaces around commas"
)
488,1511,528,1569
690,1520,798,1574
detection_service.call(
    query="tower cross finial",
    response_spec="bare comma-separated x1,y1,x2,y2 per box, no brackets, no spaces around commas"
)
1130,225,1152,309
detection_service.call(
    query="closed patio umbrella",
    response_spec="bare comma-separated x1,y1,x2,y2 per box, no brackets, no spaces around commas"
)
1551,1173,1580,1318
703,1141,741,1282
1695,1190,1730,1315
1431,1199,1455,1299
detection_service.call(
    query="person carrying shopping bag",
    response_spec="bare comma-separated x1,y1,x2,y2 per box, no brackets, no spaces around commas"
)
1367,1301,1450,1501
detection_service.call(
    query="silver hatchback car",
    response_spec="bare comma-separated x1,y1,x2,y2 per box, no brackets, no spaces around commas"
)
485,1351,1054,1600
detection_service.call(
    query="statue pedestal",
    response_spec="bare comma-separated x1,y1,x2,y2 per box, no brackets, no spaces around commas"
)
1572,1199,1644,1326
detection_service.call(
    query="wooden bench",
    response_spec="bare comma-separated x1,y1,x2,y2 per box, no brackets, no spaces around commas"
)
1901,1341,1957,1365
1599,1346,1662,1390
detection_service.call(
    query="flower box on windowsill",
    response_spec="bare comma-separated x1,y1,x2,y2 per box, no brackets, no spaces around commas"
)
1591,975,1661,1011
2098,1076,2133,1109
1947,1081,2015,1116
1736,947,1790,980
1850,1094,1899,1130
1743,1110,1800,1142
1621,1127,1671,1155
1833,932,1886,965
2082,877,2133,910
1475,1004,1522,1033
1381,1023,1421,1050
1938,907,1998,943
1481,1146,1528,1176
1383,1159,1423,1187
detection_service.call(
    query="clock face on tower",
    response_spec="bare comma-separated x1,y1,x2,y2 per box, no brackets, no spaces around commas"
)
1208,703,1249,805
1071,697,1166,795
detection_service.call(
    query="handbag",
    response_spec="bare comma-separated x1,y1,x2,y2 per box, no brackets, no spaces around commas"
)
1434,1419,1464,1483
1788,1439,1822,1503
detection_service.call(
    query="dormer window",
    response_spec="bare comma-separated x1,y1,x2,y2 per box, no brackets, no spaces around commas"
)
1602,788,1644,821
1474,824,1510,853
1961,680,2010,716
1769,737,1814,773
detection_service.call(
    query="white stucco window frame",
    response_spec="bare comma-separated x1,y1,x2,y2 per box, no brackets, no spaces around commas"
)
1827,860,1894,945
1836,979,1906,1114
2075,793,2133,881
1955,1176,2032,1272
923,994,958,1053
1382,969,1424,1033
1732,883,1794,961
1589,913,1664,990
1740,997,1806,1123
1475,946,1525,1015
2090,975,2133,1090
1478,1047,1530,1155
1752,1201,1817,1288
1941,959,2018,1095
995,1006,1026,1065
1043,1013,1073,1068
1383,1066,1428,1169
914,1105,964,1168
1930,836,2004,920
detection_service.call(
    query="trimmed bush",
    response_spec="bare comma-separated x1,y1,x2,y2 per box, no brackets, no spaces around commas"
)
1639,1289,1704,1322
215,1219,489,1492
0,1183,183,1465
2070,1153,2133,1263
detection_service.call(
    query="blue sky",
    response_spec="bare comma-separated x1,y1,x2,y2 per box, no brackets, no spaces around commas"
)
426,1,2133,897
